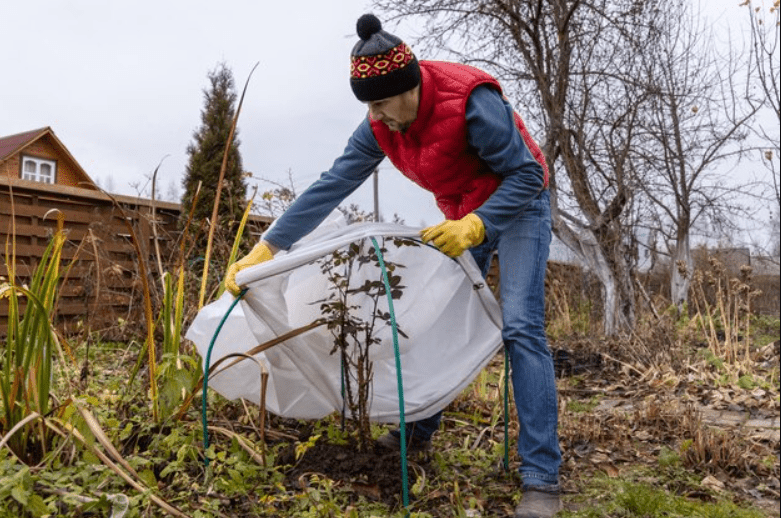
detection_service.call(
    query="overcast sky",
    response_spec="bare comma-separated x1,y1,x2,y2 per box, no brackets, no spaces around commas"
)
0,0,446,226
1,0,773,235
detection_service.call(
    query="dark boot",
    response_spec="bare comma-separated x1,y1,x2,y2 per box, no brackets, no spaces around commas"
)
514,488,563,518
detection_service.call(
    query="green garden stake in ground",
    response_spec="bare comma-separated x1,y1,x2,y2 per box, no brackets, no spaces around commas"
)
202,287,248,466
371,237,410,514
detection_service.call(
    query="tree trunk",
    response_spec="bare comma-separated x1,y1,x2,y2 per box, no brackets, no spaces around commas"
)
670,223,693,315
552,208,635,336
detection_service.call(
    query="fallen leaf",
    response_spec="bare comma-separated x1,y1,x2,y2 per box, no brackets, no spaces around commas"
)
752,388,767,399
634,430,654,441
601,464,620,477
701,475,726,493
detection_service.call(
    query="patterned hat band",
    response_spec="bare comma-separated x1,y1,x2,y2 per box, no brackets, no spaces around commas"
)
351,43,415,79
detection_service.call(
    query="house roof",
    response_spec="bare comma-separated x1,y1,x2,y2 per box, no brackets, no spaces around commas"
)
0,126,96,188
0,127,50,161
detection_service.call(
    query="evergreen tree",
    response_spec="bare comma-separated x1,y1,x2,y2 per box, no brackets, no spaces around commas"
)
181,62,247,237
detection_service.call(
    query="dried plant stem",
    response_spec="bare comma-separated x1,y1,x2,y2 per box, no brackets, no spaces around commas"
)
150,156,169,280
101,189,159,422
0,412,41,461
173,320,326,421
218,188,258,299
75,405,141,479
634,275,661,321
692,273,720,355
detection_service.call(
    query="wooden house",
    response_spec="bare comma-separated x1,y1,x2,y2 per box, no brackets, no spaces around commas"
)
0,127,98,190
1,127,271,337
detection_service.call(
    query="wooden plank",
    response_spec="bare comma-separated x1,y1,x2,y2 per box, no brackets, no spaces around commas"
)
1,176,182,211
1,259,140,278
8,243,131,262
59,285,86,297
0,226,181,256
54,301,90,316
0,205,171,231
1,201,257,234
0,235,140,257
1,204,113,225
56,284,138,298
0,262,137,280
0,197,157,222
0,221,61,238
0,299,134,318
65,276,139,290
0,265,33,277
1,257,140,280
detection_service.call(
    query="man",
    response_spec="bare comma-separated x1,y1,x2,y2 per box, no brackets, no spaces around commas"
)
225,14,562,518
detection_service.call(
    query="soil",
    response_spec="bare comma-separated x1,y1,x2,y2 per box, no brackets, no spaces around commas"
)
280,434,427,509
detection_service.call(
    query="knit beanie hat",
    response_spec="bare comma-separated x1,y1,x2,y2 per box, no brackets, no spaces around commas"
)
350,14,421,102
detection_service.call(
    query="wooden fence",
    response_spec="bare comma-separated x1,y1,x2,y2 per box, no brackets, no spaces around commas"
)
0,177,271,336
3,176,777,337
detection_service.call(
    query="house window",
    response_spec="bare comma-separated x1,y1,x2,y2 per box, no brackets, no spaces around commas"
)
20,156,56,184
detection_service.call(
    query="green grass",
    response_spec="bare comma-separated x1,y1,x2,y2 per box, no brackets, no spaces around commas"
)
562,472,768,518
751,315,780,347
566,396,602,413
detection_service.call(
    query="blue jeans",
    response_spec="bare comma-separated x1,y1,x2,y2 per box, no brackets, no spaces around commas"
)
397,190,561,489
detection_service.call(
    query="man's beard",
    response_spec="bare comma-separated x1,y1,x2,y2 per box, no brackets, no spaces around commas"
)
388,120,412,133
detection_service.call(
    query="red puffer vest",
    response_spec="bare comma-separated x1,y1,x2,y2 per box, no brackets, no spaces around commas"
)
371,61,549,220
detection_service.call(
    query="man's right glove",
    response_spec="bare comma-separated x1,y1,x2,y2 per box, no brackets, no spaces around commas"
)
224,242,274,296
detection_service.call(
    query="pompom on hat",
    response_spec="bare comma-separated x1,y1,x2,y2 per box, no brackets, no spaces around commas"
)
350,14,421,102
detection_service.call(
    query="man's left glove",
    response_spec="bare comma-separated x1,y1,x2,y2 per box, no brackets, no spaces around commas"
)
420,213,485,258
224,242,274,296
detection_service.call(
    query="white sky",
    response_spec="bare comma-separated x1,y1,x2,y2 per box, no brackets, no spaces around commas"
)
1,0,442,226
1,0,775,236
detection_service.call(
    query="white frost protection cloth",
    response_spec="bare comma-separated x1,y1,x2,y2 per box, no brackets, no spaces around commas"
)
186,219,503,422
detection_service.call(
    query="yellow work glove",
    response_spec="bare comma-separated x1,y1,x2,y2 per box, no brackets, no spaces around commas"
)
420,213,485,258
224,242,274,296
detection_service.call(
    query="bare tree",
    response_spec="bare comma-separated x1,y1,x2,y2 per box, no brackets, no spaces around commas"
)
744,0,780,260
166,178,180,203
744,0,780,202
632,2,762,311
371,0,670,334
770,207,781,257
253,169,299,219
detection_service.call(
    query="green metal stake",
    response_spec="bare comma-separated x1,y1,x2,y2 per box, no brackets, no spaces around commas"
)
202,288,247,466
370,237,410,515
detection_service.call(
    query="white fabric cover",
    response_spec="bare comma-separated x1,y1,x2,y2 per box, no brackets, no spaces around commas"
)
186,216,503,422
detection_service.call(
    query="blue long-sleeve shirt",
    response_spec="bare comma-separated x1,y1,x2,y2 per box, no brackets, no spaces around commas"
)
263,85,545,250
